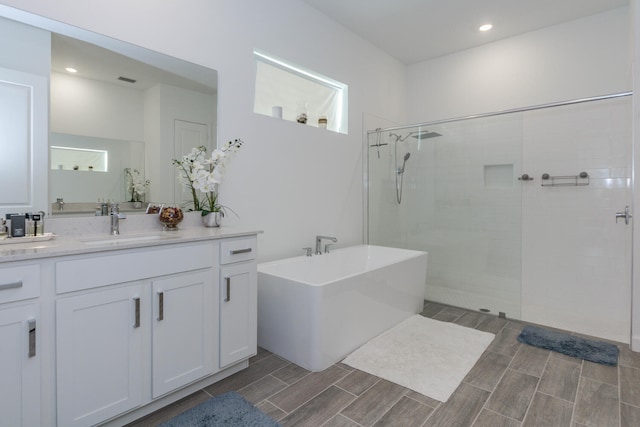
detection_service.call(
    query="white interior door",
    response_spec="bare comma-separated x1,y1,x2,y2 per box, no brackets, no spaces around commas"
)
0,67,47,216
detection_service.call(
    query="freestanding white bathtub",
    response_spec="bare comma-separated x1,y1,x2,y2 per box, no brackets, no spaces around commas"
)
257,244,428,371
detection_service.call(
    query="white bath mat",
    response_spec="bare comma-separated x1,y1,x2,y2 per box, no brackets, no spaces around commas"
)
342,315,494,402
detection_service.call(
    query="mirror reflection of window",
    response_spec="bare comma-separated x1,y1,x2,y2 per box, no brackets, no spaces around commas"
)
50,146,108,172
49,133,144,203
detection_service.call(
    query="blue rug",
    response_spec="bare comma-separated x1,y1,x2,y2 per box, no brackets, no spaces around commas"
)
517,325,619,366
159,392,281,427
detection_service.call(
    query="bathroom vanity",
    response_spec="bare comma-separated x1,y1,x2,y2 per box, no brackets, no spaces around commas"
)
0,223,259,426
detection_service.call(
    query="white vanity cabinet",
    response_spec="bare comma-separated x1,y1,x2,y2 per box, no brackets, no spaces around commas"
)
0,229,259,427
0,264,41,427
219,236,258,367
55,241,218,427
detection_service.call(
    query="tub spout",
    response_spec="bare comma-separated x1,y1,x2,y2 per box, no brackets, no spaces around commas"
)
315,235,337,255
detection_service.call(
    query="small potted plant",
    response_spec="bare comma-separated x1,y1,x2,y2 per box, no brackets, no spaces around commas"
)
172,139,243,227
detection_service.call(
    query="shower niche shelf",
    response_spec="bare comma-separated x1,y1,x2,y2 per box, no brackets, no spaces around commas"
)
541,172,589,187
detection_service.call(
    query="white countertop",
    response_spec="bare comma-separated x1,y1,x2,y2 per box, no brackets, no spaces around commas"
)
0,212,262,263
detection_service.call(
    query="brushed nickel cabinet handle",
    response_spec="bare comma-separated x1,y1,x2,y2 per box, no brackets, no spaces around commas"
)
225,277,231,302
28,319,36,358
158,291,164,321
230,248,252,255
0,281,22,291
133,297,140,328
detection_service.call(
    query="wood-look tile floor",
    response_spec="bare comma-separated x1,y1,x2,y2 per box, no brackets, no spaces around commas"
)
128,302,640,426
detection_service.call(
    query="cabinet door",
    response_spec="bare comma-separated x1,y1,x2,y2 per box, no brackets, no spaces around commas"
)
0,303,39,427
152,269,214,398
56,284,144,427
220,263,257,367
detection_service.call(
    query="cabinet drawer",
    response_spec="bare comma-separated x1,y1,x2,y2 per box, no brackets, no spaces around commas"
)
56,242,215,294
0,264,40,304
220,237,257,265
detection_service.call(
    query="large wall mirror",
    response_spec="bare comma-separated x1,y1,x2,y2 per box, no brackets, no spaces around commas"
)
0,6,217,217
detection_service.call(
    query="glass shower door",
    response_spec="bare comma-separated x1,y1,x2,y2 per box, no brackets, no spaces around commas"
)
367,113,524,318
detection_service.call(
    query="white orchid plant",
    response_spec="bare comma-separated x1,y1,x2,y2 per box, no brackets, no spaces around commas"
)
172,139,244,216
124,168,150,202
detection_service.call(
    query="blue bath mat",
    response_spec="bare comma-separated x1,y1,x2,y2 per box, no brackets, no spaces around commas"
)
159,391,281,427
517,325,619,366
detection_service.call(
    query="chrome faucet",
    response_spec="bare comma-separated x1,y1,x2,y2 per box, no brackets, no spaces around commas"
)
315,235,337,255
109,203,125,235
56,197,64,211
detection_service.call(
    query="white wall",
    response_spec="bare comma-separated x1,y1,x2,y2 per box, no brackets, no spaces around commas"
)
0,15,48,75
0,0,407,262
51,72,144,141
407,7,630,122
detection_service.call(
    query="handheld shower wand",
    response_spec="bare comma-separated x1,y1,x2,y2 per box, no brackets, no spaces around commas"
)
397,152,411,174
395,152,410,204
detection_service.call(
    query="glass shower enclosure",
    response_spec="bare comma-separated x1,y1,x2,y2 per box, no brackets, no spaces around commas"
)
366,94,631,333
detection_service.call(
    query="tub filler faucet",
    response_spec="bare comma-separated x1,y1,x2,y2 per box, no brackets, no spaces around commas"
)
315,235,337,255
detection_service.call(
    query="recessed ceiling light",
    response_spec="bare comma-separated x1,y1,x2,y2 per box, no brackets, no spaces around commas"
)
479,24,493,32
65,67,78,73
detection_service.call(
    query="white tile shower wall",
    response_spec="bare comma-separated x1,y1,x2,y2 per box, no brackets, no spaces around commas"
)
520,97,632,342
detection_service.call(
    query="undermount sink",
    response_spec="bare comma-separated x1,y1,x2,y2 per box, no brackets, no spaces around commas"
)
80,234,177,246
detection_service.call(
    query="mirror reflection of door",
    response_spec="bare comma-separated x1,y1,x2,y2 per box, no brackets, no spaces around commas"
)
173,119,210,208
0,67,47,216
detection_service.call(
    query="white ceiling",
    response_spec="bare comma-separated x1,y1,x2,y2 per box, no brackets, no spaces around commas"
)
299,0,629,65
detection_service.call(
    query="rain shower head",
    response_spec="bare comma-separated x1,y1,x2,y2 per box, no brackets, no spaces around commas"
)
412,131,442,140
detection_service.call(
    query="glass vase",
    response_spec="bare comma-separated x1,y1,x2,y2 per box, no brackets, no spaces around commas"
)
158,205,184,230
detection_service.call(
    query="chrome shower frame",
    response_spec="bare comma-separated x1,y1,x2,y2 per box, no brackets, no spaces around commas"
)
363,91,632,243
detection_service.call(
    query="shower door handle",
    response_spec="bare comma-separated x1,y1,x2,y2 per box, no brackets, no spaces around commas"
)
518,174,534,181
615,206,632,225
